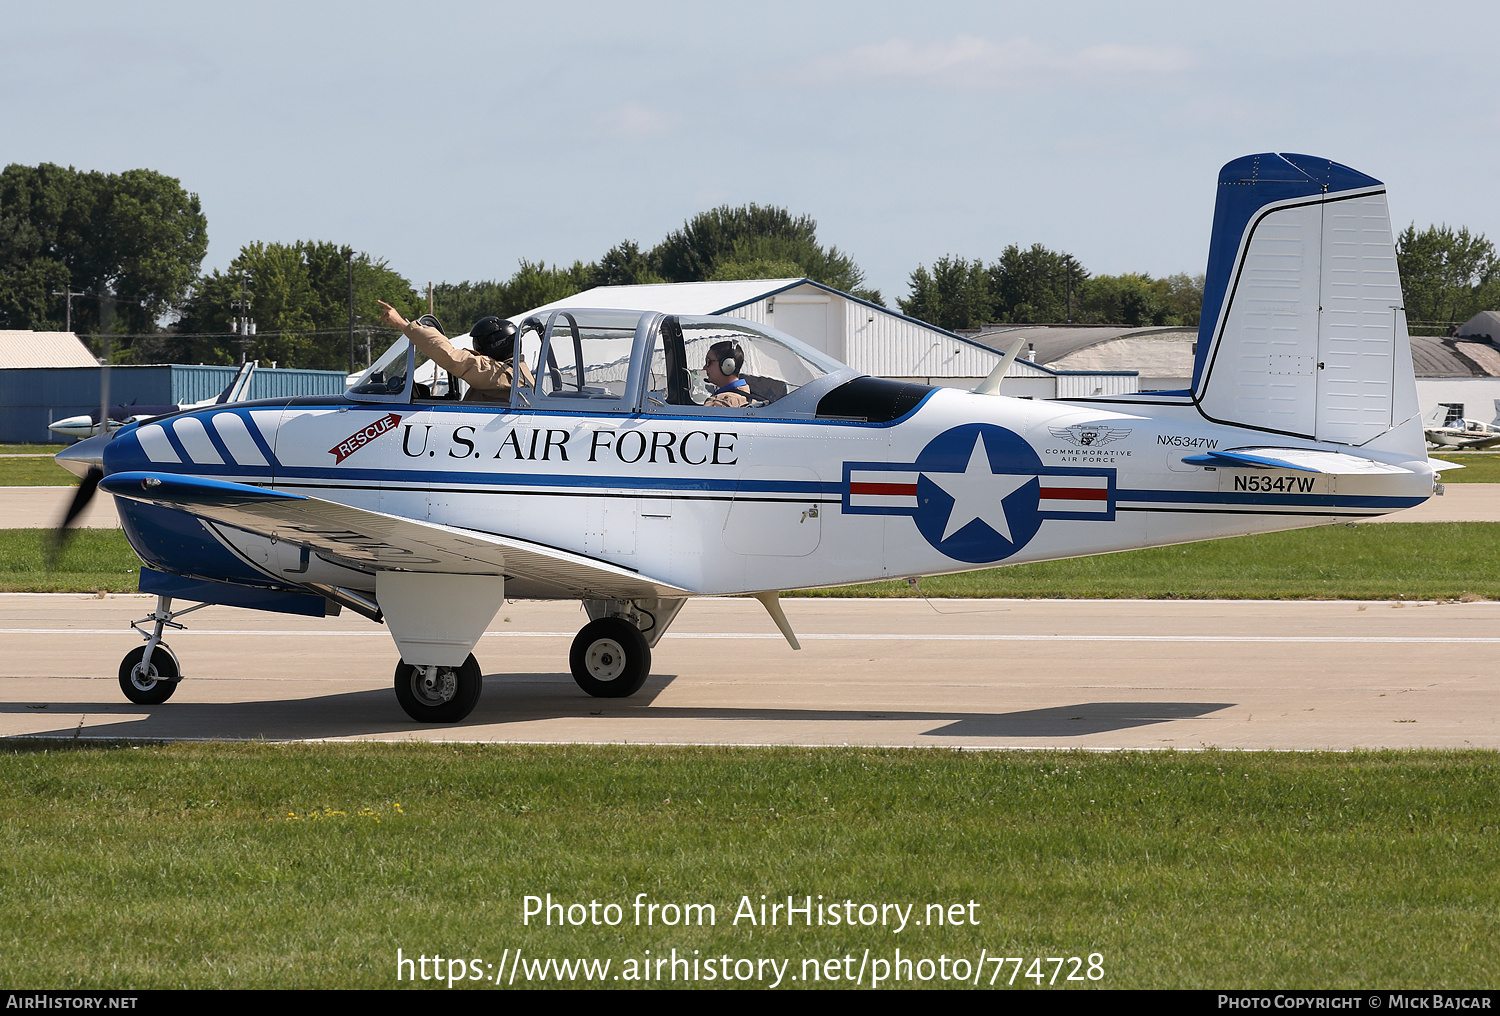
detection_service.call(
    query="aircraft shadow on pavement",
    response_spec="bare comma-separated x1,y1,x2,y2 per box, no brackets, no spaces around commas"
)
1,672,1235,742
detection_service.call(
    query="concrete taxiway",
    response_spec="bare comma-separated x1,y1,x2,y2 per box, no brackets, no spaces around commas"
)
2,593,1494,749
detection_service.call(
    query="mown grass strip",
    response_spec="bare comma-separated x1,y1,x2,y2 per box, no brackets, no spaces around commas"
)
0,742,1494,988
3,523,1498,599
799,521,1500,600
1430,453,1500,482
0,529,140,592
0,457,79,485
0,444,68,457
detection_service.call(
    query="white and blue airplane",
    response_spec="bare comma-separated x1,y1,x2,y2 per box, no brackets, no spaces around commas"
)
48,360,259,440
54,153,1439,723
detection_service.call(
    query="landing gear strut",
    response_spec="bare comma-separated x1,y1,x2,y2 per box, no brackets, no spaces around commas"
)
119,595,206,705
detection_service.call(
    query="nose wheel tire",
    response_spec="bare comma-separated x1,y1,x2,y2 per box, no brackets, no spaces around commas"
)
118,643,180,705
394,654,482,723
570,617,651,698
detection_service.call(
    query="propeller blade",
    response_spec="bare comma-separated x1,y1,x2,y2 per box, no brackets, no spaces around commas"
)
49,466,102,564
49,428,112,565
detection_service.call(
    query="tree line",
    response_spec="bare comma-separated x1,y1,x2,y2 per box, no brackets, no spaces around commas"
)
1396,224,1499,334
900,245,1204,332
2,162,1494,370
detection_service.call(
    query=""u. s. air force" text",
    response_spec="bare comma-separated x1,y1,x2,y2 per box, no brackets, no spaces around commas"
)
401,425,739,465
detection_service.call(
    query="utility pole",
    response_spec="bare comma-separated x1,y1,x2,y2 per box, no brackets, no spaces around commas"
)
427,281,433,317
51,287,88,333
346,247,355,375
230,273,255,363
1063,254,1075,324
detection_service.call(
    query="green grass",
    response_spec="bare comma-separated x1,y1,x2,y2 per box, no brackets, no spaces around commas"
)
1430,453,1500,482
0,444,67,456
799,522,1500,600
0,455,79,485
0,742,1494,988
4,523,1500,599
0,529,140,592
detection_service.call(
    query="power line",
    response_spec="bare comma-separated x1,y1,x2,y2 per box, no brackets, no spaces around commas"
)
74,327,401,340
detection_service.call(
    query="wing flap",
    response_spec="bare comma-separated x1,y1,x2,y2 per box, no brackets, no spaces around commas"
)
101,471,690,600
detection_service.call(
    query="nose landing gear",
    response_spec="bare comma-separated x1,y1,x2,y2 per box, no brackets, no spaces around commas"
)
119,642,180,705
118,595,207,706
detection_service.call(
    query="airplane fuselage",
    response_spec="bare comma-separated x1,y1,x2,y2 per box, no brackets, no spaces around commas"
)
105,388,1433,599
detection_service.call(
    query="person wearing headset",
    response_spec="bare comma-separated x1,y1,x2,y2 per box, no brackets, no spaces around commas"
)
377,300,533,402
702,339,753,408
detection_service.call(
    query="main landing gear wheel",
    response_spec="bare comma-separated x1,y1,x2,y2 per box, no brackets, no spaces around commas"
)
570,617,651,698
394,654,482,723
118,643,180,705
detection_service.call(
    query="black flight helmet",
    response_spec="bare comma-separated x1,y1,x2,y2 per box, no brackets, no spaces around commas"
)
470,316,518,361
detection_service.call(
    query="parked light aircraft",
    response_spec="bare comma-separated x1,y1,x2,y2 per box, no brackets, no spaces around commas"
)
48,361,259,440
54,153,1439,722
1423,401,1500,449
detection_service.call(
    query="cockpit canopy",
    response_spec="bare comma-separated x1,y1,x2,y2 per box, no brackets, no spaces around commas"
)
347,309,854,417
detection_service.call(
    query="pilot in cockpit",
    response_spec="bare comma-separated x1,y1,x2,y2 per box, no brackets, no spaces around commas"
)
377,300,534,402
701,340,753,408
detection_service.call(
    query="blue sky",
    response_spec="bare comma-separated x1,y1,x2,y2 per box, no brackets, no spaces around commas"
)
4,0,1495,305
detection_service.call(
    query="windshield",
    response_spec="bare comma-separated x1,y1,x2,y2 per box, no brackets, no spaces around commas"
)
531,309,652,402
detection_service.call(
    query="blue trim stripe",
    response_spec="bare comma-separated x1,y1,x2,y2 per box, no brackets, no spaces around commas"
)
1117,487,1423,510
198,416,237,465
158,420,193,463
103,471,306,505
273,464,843,496
237,408,280,464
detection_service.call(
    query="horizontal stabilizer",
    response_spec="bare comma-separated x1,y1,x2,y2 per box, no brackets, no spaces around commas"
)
1181,447,1416,474
101,471,690,600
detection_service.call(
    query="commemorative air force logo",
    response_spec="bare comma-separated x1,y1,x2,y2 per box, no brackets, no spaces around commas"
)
1049,423,1131,447
843,423,1115,564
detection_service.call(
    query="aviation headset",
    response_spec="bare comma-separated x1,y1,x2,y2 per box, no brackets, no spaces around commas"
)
470,316,519,361
708,340,744,377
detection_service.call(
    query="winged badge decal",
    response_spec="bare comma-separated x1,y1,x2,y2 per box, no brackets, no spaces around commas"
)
1049,424,1131,448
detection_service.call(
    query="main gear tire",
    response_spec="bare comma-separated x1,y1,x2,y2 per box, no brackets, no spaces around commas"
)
393,654,483,723
569,617,651,698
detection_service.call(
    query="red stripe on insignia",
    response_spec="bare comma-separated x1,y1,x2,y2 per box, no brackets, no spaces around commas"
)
1039,485,1108,500
850,482,918,496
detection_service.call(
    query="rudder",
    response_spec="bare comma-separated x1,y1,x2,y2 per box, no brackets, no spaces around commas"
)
1192,153,1419,449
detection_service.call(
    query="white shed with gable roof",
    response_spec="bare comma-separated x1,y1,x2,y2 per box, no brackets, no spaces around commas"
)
512,279,1137,399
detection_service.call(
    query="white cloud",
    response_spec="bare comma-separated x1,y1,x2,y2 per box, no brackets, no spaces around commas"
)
791,35,1195,90
603,102,677,140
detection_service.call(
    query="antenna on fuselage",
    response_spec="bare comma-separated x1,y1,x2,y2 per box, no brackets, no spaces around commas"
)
972,334,1028,396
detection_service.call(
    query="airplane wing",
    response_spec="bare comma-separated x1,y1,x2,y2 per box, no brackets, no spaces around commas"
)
100,471,690,601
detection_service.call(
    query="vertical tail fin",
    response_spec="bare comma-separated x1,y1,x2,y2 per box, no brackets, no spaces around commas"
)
1192,154,1419,449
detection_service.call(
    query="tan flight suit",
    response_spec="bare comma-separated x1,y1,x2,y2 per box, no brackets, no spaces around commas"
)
704,384,752,408
400,320,534,403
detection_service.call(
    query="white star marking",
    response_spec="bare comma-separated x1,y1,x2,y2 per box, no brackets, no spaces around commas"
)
925,433,1036,543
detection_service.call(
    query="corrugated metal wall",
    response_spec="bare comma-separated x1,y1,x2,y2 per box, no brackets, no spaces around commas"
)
168,365,345,403
1055,373,1139,399
0,365,345,443
717,283,1138,399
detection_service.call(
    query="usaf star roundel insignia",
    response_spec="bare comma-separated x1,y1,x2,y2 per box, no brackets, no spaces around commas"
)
910,424,1043,562
843,423,1117,564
